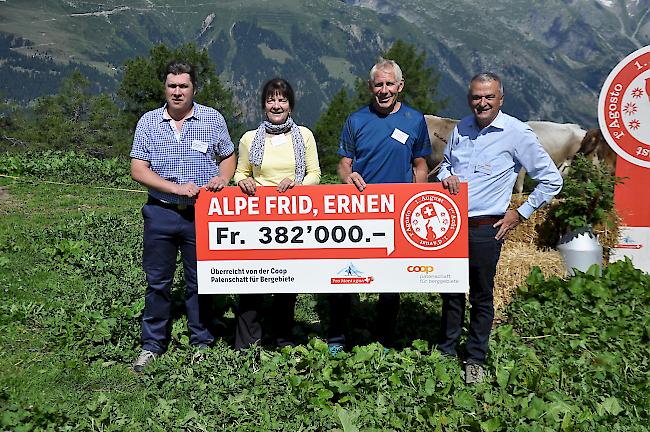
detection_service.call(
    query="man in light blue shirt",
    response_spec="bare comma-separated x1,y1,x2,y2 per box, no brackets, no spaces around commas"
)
437,72,562,384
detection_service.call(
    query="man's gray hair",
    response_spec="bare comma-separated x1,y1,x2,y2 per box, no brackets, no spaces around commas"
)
369,58,403,83
469,72,504,95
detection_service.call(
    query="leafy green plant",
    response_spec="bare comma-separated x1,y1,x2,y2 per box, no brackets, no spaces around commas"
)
552,154,619,233
508,259,650,428
0,150,134,187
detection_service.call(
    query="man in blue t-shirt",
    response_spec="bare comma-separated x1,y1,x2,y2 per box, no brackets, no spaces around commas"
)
328,59,431,353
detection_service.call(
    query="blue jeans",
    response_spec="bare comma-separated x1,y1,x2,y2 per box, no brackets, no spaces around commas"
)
140,202,214,353
438,222,503,364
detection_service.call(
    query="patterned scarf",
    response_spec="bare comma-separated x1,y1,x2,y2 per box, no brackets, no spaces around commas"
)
249,116,306,183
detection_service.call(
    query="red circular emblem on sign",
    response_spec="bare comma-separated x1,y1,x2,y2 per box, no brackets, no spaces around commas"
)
598,46,650,168
400,191,460,250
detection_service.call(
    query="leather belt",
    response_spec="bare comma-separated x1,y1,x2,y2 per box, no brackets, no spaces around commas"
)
147,196,194,211
468,215,502,227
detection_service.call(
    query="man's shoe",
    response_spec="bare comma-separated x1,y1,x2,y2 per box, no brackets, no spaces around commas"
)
328,343,345,356
464,363,485,384
132,349,157,372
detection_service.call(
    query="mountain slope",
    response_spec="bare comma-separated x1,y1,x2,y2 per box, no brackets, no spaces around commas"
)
1,0,648,129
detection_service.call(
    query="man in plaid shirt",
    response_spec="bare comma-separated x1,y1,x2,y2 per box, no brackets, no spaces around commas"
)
130,61,236,372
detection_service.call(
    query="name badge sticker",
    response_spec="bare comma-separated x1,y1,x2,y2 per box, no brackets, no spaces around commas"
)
191,140,209,153
391,128,409,144
271,135,288,147
475,162,492,174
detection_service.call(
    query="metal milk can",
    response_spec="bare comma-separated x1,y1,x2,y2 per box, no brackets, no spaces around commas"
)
557,227,603,276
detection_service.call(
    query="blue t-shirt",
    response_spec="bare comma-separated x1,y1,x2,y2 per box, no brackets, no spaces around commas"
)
338,103,431,183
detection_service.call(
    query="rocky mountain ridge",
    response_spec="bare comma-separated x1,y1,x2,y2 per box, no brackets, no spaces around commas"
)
1,0,648,129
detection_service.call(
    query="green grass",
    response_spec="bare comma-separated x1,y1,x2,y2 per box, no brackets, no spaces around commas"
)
1,157,649,430
320,56,358,87
258,43,292,64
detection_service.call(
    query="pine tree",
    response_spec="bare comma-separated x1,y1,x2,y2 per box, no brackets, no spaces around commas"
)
313,87,354,175
118,43,244,141
29,70,91,148
25,70,130,154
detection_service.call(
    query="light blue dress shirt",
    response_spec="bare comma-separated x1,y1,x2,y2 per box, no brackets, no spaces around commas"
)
437,111,562,219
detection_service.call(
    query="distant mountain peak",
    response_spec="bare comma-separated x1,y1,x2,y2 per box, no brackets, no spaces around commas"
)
1,0,648,129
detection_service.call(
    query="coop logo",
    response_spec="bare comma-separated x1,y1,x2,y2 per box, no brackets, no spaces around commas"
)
331,262,374,285
400,191,461,251
598,45,650,168
407,265,435,274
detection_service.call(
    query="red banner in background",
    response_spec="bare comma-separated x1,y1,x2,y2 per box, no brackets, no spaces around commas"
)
599,46,650,271
614,159,650,227
194,183,469,293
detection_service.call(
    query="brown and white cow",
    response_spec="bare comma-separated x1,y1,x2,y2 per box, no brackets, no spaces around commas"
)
424,115,587,193
576,128,617,175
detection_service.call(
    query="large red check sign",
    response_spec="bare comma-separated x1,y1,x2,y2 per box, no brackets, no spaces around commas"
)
195,183,468,294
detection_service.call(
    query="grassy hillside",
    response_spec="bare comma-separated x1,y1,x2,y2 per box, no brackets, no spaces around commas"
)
1,0,396,127
0,152,649,430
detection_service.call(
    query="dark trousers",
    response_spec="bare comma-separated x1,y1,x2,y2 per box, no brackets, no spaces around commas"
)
438,222,503,364
140,203,214,353
235,294,297,350
327,293,400,347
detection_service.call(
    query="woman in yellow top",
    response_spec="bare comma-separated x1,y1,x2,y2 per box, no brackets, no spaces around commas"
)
234,78,321,350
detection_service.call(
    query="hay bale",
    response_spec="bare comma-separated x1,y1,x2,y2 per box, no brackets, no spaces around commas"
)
491,193,621,320
494,241,565,321
506,193,551,245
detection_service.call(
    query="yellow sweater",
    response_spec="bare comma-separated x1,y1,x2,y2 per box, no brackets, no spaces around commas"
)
234,126,321,186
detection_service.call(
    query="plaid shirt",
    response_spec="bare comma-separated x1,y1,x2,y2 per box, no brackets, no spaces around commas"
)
130,102,235,205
